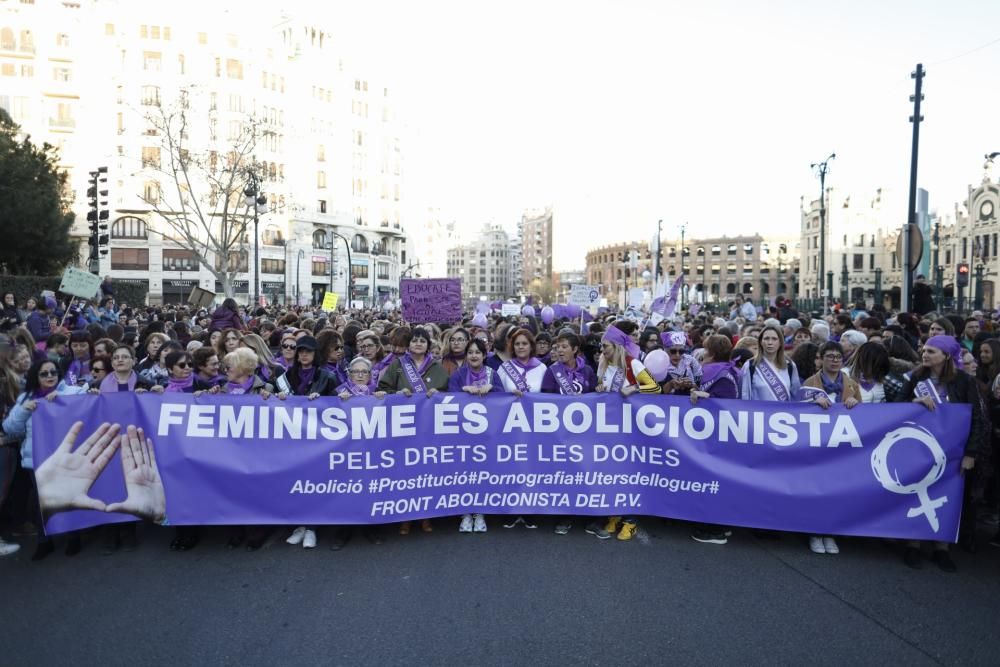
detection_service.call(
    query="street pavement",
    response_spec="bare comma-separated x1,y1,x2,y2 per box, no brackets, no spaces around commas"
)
2,517,998,666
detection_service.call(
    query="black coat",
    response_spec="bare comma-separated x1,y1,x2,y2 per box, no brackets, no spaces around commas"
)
894,370,986,457
275,366,338,396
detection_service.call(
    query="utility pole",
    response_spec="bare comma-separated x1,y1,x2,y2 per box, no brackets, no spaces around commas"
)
86,166,109,275
679,222,686,310
654,219,662,291
811,154,835,314
903,63,925,313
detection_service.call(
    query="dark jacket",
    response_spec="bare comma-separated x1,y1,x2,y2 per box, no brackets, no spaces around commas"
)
26,311,50,342
275,366,338,396
209,306,246,333
894,371,986,457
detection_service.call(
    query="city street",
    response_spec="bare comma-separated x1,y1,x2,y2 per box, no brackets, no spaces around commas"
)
3,518,998,666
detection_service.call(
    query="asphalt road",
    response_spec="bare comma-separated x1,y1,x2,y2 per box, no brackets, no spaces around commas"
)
2,518,999,666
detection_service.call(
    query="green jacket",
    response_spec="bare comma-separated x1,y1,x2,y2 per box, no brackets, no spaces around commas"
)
378,357,449,393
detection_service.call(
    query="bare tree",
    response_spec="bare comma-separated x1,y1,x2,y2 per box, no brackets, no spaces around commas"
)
136,88,275,297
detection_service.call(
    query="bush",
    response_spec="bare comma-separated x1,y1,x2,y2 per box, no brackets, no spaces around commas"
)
0,274,148,306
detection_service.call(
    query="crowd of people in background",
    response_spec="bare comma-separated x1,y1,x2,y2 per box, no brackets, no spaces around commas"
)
0,289,995,574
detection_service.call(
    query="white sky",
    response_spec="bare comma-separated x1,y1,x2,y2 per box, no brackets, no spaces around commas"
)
301,0,1000,268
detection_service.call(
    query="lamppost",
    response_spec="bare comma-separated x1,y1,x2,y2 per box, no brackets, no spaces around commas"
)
811,153,835,312
243,170,267,306
327,230,352,305
679,222,687,309
296,249,305,306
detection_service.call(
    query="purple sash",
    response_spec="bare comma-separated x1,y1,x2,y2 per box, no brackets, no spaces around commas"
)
501,360,531,394
337,381,371,396
755,359,790,402
401,354,430,393
914,378,946,403
465,366,491,388
699,362,735,393
797,386,829,402
550,362,579,395
609,367,625,393
100,371,137,393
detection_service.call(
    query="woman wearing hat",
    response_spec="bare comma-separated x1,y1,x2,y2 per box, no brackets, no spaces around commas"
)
659,331,702,395
274,335,338,400
894,335,986,572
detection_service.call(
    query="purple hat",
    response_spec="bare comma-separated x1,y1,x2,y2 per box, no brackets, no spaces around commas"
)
924,335,963,370
602,325,641,359
660,331,687,349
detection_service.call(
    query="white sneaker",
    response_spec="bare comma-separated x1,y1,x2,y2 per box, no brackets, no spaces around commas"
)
473,514,487,533
823,537,840,554
286,526,307,545
0,539,20,556
302,529,317,549
459,514,474,533
809,535,826,554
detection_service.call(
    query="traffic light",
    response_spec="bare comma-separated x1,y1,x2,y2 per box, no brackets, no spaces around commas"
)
87,167,109,264
957,262,970,288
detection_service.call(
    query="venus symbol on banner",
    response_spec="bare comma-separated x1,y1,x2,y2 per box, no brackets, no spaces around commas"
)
870,423,948,532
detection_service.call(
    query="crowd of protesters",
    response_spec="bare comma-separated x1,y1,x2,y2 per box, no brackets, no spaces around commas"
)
0,289,996,574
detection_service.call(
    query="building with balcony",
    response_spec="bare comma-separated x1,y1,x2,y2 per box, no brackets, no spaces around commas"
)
446,224,512,307
520,206,552,293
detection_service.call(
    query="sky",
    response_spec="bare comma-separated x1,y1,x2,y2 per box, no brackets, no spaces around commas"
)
300,0,1000,269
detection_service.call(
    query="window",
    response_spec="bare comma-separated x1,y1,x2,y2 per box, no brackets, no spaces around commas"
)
261,259,285,274
727,244,737,255
55,32,69,47
50,103,73,128
853,254,864,270
143,51,161,72
141,147,160,168
351,264,369,279
19,30,33,53
198,32,207,45
869,254,875,270
1,63,14,77
226,58,243,80
105,23,114,36
261,226,285,246
142,181,159,203
111,248,149,270
317,171,326,189
351,235,369,253
317,145,325,161
1,28,14,50
312,230,328,248
19,64,32,77
377,263,390,280
962,238,967,259
141,85,160,106
163,249,198,271
216,251,248,272
316,199,327,214
111,216,148,239
178,54,185,75
312,261,329,276
52,67,71,82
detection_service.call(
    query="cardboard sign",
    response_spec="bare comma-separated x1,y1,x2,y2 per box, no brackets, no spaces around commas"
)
322,292,339,311
628,288,645,307
58,267,101,299
400,278,462,323
188,286,215,309
501,304,521,317
569,284,600,307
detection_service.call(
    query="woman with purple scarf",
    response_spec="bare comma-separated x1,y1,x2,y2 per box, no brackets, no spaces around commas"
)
378,326,449,535
894,335,986,571
371,326,410,384
659,331,702,395
541,332,597,536
62,330,94,387
317,329,349,387
445,338,503,534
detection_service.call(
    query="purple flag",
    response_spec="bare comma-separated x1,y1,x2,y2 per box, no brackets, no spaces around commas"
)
650,274,683,319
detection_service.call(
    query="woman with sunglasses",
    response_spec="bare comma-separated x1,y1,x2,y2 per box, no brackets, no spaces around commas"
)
158,349,202,551
317,330,349,388
378,326,449,535
590,323,662,541
273,331,298,371
658,331,702,395
3,359,89,560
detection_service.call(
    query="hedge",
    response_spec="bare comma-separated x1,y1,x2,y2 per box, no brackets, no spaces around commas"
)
0,275,148,307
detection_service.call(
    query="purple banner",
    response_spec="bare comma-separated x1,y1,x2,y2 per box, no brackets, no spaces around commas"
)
399,278,462,323
31,394,969,541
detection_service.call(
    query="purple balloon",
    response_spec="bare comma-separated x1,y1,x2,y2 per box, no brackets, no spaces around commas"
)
552,304,567,319
563,304,581,319
643,349,670,383
540,306,555,325
522,305,534,317
475,302,490,314
471,313,488,328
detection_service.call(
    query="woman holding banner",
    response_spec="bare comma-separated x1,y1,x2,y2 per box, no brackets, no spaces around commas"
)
378,326,449,535
440,327,470,375
894,335,985,572
273,330,298,371
317,330,348,387
237,333,280,384
541,332,597,535
590,323,661,541
739,325,801,403
3,359,88,560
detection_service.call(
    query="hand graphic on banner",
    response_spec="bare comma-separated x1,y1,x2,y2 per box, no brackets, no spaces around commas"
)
106,425,167,525
35,422,121,518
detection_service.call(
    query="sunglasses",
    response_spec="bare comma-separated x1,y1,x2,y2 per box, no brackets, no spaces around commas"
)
281,343,297,350
668,348,684,355
174,362,192,369
92,367,107,373
332,345,345,351
357,343,375,350
38,370,59,378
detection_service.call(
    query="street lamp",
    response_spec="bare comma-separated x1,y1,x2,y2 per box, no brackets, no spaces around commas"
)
811,153,835,313
296,249,305,306
243,170,267,306
326,230,352,305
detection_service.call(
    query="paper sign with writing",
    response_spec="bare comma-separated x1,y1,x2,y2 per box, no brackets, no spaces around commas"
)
400,278,462,323
59,267,101,299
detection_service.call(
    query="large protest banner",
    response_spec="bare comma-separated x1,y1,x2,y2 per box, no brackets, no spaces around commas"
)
32,393,969,541
399,278,462,323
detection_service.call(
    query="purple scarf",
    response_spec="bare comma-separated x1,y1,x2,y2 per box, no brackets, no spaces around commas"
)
603,325,641,359
372,353,397,377
336,380,371,396
166,374,195,393
297,366,316,395
273,354,291,370
32,385,57,399
820,370,845,401
502,357,541,394
699,361,735,392
100,371,137,393
226,376,256,395
550,357,587,395
324,361,348,386
464,365,490,387
66,357,90,385
401,353,432,393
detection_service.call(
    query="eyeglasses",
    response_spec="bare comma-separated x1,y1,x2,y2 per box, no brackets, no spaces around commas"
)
92,367,107,373
38,370,58,378
281,343,297,350
331,345,344,351
667,348,684,355
823,354,843,362
349,369,371,375
357,344,375,350
174,362,192,369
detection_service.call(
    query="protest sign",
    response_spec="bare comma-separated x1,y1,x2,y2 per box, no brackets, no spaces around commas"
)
58,267,101,299
400,278,462,323
569,284,600,307
33,394,969,541
322,292,339,311
501,304,521,317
